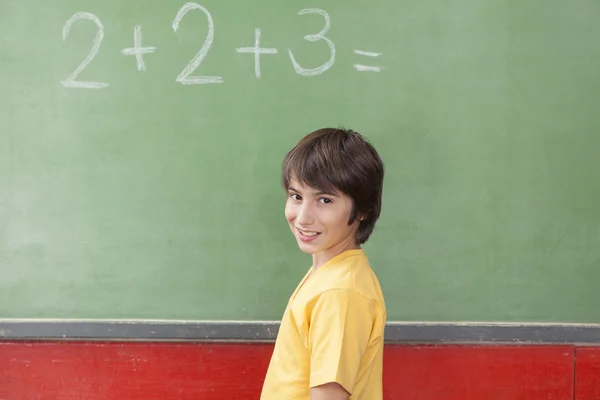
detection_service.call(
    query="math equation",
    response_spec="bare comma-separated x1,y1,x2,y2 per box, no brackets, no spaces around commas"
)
60,2,384,89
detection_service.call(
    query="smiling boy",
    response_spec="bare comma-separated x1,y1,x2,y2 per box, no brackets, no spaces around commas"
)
260,128,386,400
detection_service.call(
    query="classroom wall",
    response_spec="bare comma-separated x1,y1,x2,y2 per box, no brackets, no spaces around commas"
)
1,341,600,399
2,2,599,398
3,0,600,326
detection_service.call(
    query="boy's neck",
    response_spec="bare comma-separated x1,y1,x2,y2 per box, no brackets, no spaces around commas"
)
311,241,361,270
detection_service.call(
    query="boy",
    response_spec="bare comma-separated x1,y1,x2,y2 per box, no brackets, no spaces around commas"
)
260,128,386,400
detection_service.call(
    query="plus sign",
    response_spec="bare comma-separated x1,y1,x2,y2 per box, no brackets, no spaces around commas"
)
121,25,156,71
236,28,278,79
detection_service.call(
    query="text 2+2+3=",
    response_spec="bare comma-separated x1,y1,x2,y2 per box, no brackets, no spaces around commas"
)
61,3,384,89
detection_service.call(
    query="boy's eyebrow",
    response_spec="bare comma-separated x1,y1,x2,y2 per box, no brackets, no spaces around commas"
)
287,186,338,197
315,190,338,196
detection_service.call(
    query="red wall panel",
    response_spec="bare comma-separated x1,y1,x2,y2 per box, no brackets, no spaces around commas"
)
0,342,271,400
0,342,577,400
382,344,574,400
575,347,600,400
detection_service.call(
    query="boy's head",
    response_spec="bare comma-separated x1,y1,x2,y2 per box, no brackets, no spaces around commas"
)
282,128,384,251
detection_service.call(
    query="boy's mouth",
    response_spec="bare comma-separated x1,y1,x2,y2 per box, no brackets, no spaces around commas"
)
297,228,321,239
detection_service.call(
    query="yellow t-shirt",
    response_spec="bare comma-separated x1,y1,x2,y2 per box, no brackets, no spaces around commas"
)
260,249,386,400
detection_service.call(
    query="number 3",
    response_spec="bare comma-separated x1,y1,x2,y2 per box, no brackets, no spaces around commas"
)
288,8,336,77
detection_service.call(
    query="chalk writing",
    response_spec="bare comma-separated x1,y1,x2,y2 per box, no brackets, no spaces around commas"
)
172,2,223,84
236,28,278,79
353,49,383,72
287,9,336,77
60,4,384,89
61,12,108,89
121,25,156,72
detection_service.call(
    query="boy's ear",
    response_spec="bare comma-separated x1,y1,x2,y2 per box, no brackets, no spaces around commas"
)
359,208,373,221
359,209,372,221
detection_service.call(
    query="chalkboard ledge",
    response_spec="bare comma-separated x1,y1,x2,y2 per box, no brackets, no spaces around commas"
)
1,320,599,344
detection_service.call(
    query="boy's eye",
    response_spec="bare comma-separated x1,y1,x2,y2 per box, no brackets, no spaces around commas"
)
290,193,301,200
319,197,333,204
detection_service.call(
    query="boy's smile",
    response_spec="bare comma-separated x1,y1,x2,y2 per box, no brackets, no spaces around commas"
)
296,228,320,241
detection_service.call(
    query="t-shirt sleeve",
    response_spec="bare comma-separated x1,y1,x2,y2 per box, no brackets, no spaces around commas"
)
307,289,376,394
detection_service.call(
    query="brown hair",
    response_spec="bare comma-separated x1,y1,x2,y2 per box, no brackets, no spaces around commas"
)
281,128,384,244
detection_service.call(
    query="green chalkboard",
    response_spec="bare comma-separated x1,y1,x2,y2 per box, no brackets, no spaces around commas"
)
1,0,599,323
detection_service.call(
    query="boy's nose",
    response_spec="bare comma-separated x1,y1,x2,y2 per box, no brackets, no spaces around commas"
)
296,203,315,225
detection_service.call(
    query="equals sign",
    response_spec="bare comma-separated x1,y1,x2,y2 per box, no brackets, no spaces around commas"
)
353,50,383,72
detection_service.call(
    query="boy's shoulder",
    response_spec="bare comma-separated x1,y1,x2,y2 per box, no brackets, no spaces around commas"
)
308,250,383,303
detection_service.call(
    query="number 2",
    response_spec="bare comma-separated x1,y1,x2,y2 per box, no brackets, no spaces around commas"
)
288,9,336,77
61,12,108,89
172,3,223,84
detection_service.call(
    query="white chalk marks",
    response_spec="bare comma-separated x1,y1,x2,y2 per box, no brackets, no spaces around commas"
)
353,49,383,72
288,8,336,77
61,12,108,89
172,2,223,84
60,4,384,89
236,28,278,79
121,25,156,72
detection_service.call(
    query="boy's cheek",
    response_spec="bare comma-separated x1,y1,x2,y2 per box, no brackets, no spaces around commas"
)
284,203,294,221
285,210,296,223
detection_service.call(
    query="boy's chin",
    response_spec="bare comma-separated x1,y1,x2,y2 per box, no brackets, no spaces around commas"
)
295,241,319,254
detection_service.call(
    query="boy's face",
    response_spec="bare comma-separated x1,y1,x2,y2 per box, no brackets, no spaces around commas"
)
285,178,360,259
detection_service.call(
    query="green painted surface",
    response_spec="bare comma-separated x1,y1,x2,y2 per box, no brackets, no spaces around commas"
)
1,0,599,322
